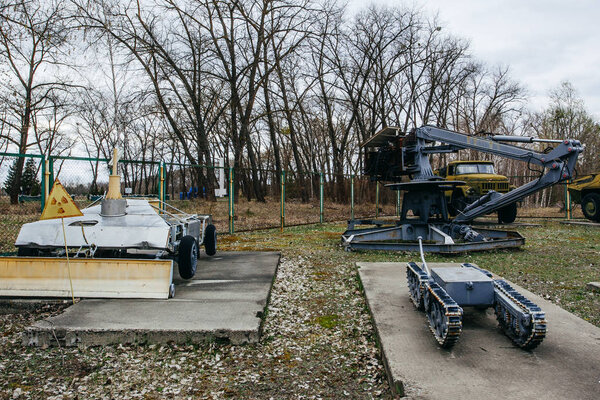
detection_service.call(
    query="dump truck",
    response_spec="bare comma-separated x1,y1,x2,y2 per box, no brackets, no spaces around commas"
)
568,172,600,221
436,160,517,223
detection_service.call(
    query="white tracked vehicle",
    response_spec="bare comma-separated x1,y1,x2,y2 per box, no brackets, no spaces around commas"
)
1,150,217,299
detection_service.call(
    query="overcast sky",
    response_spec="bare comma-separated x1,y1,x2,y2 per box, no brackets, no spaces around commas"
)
347,0,600,119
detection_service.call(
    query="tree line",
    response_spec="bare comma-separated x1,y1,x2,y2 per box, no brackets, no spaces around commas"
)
1,0,599,206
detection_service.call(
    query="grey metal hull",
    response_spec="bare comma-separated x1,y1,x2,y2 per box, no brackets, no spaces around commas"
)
16,199,170,250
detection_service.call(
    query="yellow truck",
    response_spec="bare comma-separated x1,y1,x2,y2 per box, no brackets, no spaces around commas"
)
436,160,517,223
567,173,600,221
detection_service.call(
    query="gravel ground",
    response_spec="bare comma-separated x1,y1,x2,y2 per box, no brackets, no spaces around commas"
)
0,252,395,399
3,220,596,399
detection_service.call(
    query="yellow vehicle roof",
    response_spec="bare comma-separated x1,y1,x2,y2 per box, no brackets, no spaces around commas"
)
448,160,494,165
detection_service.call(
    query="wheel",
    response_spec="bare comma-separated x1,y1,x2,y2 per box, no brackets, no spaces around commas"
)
450,191,468,216
581,193,600,222
178,235,198,279
17,247,39,257
203,224,217,256
406,266,424,310
497,202,518,224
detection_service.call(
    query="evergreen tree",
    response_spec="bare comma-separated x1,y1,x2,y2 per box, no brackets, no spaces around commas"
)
3,160,18,196
21,158,41,196
3,158,40,196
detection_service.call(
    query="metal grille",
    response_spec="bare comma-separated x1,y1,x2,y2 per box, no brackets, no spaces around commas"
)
481,182,509,192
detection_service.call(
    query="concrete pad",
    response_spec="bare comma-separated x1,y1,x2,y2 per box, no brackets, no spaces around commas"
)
358,262,600,399
561,220,600,227
473,220,542,228
24,252,279,347
587,282,600,293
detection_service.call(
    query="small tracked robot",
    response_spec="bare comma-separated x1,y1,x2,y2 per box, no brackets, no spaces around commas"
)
407,238,546,349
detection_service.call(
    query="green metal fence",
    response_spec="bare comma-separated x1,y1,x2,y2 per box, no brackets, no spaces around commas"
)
0,153,44,254
0,152,164,254
0,151,579,254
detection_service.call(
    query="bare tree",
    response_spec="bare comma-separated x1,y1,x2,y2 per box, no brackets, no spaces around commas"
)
31,92,75,157
535,81,600,174
54,0,547,208
0,0,72,203
73,0,233,200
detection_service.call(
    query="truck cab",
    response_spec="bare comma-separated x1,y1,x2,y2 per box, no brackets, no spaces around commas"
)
436,160,517,223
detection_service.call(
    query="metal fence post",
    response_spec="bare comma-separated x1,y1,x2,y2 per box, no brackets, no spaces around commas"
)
350,174,354,220
44,159,50,202
156,163,161,201
229,167,234,234
48,156,54,185
281,170,286,232
40,156,46,212
162,162,167,206
396,190,401,217
158,163,165,213
375,181,380,218
319,172,324,223
565,181,571,219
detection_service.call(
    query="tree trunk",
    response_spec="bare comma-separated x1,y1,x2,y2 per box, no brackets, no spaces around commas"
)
262,64,282,193
10,102,32,204
272,50,308,202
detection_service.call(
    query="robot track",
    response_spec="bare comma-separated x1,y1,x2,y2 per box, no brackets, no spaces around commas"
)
406,262,427,310
407,263,463,348
424,282,463,348
494,280,547,350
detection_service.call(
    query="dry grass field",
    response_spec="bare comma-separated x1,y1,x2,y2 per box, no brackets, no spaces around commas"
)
0,194,587,253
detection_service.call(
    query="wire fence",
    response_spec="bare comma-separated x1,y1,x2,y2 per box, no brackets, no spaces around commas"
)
0,152,581,254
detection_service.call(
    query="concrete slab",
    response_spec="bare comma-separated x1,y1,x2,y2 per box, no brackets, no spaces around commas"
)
561,220,600,227
24,252,280,347
587,282,600,293
358,262,600,399
473,220,542,228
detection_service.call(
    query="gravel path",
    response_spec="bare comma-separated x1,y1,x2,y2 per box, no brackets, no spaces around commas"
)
0,253,394,399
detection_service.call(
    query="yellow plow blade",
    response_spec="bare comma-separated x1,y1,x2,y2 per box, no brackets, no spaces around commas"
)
0,257,173,299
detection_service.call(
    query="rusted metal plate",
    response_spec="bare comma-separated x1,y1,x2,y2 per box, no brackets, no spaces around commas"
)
560,220,600,228
344,237,524,253
362,126,403,148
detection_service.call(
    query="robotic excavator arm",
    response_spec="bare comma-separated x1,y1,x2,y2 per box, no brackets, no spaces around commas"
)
364,125,583,223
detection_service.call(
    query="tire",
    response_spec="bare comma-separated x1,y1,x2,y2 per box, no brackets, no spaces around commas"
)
178,235,198,279
497,202,518,224
582,193,600,222
204,224,217,256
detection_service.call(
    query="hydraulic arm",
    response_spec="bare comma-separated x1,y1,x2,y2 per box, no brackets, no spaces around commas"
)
345,124,583,254
366,125,583,222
